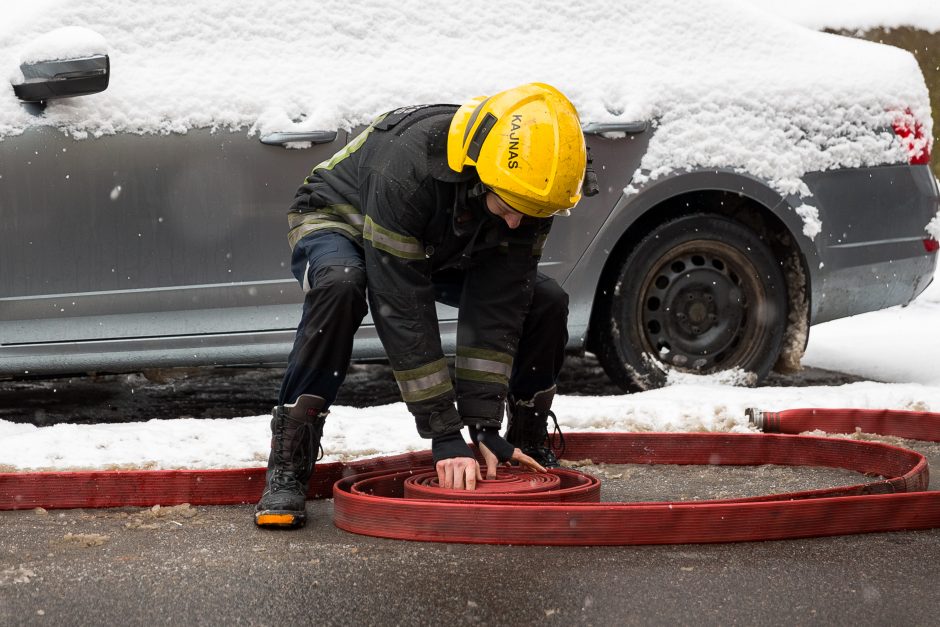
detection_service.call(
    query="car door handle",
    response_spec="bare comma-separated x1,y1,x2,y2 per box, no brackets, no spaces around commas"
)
582,122,648,135
260,131,338,146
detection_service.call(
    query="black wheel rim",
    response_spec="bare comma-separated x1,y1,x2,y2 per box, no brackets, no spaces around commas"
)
636,240,767,372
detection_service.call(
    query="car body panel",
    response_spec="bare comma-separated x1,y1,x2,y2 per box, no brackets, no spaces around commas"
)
1,126,323,373
0,127,343,345
1,123,937,375
800,164,938,323
562,157,938,347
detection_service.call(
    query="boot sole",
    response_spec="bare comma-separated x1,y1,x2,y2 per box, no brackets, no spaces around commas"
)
255,510,306,528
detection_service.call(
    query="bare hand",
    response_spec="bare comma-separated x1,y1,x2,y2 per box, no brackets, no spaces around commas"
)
478,443,547,478
436,456,484,490
509,448,547,474
478,442,500,479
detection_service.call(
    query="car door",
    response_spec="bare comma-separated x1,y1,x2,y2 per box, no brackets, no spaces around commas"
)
0,123,348,367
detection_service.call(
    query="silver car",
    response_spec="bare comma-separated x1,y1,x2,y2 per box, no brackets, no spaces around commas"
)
1,38,937,391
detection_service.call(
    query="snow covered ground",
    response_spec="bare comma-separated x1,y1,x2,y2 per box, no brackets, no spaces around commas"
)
1,278,937,473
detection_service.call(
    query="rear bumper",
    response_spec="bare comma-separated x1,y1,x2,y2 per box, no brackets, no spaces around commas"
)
805,164,939,324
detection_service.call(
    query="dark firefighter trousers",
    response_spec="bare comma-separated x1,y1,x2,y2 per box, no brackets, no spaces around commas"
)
278,231,569,409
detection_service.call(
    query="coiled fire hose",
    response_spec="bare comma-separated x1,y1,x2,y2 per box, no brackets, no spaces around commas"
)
3,408,940,545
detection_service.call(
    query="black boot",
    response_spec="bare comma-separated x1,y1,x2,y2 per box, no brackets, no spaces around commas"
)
255,394,328,528
505,386,565,468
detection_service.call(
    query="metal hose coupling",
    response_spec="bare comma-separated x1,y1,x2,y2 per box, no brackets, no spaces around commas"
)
746,408,768,432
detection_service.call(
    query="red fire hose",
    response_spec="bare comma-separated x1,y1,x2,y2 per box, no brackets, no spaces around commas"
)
2,408,940,545
747,407,940,442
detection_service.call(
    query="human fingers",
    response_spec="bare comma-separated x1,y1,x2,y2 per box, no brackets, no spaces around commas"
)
511,448,547,473
436,460,445,486
453,460,465,490
436,459,455,489
465,460,478,491
478,442,499,479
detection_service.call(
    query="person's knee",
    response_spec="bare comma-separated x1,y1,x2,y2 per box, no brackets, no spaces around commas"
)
312,263,365,290
311,264,367,306
533,277,569,321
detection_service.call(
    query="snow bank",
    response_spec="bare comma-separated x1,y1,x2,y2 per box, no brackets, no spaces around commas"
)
0,0,931,199
746,0,940,33
802,277,940,385
2,379,939,472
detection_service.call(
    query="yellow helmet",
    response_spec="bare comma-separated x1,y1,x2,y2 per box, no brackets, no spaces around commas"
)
447,83,587,218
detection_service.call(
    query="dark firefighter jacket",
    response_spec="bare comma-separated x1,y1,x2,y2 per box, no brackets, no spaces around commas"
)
286,105,552,438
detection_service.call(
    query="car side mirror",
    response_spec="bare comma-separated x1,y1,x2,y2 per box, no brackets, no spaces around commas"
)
13,53,110,103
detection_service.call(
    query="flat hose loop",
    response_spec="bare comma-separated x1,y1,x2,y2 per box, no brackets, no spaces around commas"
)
331,431,938,544
4,408,940,545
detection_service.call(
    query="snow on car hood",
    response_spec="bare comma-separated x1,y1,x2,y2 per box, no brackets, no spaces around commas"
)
0,0,932,198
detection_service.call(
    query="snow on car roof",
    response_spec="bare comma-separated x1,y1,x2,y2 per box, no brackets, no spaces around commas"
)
0,0,933,199
746,0,940,33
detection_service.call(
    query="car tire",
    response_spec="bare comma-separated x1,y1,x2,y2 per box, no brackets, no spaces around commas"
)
593,213,788,391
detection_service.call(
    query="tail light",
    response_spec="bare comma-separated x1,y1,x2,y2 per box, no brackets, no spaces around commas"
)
892,109,931,165
925,238,939,253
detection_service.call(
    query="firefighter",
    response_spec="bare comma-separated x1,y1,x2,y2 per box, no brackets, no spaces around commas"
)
256,83,587,528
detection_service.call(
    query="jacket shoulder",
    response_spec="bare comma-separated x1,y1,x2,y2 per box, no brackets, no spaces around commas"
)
371,105,476,184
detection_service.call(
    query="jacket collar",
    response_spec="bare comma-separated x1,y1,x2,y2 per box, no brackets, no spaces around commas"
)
427,115,479,184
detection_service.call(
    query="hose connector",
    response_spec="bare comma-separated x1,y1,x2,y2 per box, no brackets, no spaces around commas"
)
746,408,767,431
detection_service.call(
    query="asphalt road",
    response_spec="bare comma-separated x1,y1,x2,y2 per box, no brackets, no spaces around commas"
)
2,485,940,626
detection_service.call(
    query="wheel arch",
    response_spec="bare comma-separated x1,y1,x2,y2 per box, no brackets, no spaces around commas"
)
568,170,816,371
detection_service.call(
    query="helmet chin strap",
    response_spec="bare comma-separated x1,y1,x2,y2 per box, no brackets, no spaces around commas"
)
451,180,488,237
467,181,488,200
582,146,599,197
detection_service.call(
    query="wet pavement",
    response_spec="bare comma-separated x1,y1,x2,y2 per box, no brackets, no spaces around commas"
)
2,462,940,626
4,359,935,626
